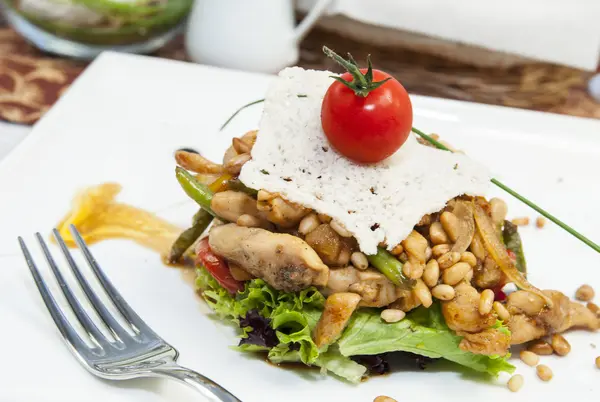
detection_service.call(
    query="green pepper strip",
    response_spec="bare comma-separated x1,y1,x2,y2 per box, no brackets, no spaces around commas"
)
175,167,216,216
167,209,213,264
367,247,415,290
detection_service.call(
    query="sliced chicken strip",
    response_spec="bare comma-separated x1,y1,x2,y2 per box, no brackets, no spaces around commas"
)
208,224,328,292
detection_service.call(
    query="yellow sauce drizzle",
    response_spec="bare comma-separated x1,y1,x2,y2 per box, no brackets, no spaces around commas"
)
54,183,182,257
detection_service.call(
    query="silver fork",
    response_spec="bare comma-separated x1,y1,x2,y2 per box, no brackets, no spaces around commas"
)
18,225,241,402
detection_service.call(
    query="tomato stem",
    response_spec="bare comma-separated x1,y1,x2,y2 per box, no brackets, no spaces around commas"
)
322,46,390,97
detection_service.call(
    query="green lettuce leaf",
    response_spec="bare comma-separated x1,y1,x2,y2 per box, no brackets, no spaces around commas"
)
268,344,366,383
337,304,514,377
197,268,513,381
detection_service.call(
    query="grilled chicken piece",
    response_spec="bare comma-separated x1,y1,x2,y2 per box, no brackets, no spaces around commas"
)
508,289,599,344
458,327,511,356
314,292,362,348
508,314,546,345
390,289,422,313
208,224,328,292
473,256,503,289
349,269,399,308
210,191,262,223
442,283,496,333
257,191,309,228
305,224,351,267
326,266,361,294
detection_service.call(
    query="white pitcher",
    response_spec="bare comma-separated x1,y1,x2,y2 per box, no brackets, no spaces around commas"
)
185,0,334,73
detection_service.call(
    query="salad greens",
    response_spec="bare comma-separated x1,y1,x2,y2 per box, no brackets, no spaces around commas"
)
8,0,192,45
197,268,514,383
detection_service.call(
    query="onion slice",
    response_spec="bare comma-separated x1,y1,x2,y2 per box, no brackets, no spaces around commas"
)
450,200,475,254
473,203,552,307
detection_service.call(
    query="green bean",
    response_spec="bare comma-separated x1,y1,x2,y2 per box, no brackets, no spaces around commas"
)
175,167,216,216
367,247,415,290
167,209,213,264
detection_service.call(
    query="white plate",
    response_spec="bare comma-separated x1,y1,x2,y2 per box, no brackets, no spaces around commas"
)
1,53,599,401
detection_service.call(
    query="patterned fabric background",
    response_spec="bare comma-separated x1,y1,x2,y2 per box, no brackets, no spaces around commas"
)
0,24,598,125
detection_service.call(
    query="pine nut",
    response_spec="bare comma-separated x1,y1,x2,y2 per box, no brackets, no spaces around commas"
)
257,189,274,202
425,246,432,261
350,252,369,270
423,259,440,288
374,397,397,402
536,216,546,228
438,251,461,269
519,350,540,367
587,302,600,316
330,220,352,237
403,230,429,263
596,356,600,369
298,213,320,235
479,289,494,315
390,244,404,256
507,374,524,392
440,211,460,242
381,309,406,323
432,284,455,301
463,269,473,284
511,217,530,226
536,364,553,381
429,222,449,245
493,301,510,321
317,213,332,223
402,261,424,280
432,244,451,258
413,279,433,308
236,214,262,227
527,340,554,356
442,262,471,286
575,284,595,302
551,334,571,356
489,198,508,226
460,251,477,267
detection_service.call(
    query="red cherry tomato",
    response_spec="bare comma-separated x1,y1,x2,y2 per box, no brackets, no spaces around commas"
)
196,237,243,294
321,69,413,164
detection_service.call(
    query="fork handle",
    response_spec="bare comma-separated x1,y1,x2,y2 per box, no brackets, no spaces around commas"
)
149,364,242,402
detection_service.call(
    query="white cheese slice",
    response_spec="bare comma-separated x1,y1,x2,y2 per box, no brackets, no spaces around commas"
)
239,67,491,255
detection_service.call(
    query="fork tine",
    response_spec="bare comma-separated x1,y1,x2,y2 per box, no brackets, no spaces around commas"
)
52,229,130,341
18,236,95,354
53,229,131,344
69,225,157,336
35,233,111,348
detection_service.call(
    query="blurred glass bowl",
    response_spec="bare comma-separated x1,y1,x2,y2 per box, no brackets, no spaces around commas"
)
2,0,193,59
